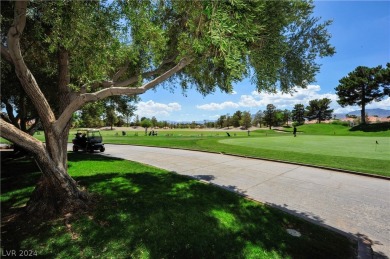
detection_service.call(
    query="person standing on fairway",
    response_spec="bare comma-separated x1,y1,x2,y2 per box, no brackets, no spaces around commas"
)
293,126,297,137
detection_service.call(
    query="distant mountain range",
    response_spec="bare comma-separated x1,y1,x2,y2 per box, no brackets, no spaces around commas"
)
335,108,390,118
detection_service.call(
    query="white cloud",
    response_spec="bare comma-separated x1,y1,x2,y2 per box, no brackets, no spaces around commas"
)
367,97,390,109
333,97,390,114
197,85,338,111
333,106,359,114
136,100,181,117
196,84,390,113
245,85,339,109
196,101,240,111
238,95,262,107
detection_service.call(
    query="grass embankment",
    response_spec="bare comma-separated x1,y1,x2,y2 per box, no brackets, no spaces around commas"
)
1,154,355,258
68,123,389,177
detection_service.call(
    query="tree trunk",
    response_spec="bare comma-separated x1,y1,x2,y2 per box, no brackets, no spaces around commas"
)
3,0,193,219
318,111,322,124
0,120,89,218
361,85,366,124
361,104,366,124
26,167,90,219
26,132,90,218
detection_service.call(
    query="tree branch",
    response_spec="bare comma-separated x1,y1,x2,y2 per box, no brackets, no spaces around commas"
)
0,112,12,124
0,118,46,155
7,1,56,129
112,63,129,82
2,99,19,126
89,57,178,91
27,118,41,136
55,57,193,131
58,47,71,113
112,56,178,87
112,65,167,88
1,45,13,64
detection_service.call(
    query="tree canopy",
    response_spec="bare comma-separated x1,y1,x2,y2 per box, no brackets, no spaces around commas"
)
0,0,335,217
305,98,333,123
335,64,390,124
291,104,306,125
263,104,277,129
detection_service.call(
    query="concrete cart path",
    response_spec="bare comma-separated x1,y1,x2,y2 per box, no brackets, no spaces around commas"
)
88,144,390,257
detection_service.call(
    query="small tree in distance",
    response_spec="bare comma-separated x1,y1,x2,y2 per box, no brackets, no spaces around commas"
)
232,110,242,128
291,104,306,125
282,109,291,126
252,110,264,128
140,118,152,135
263,104,277,129
240,111,252,129
305,98,333,123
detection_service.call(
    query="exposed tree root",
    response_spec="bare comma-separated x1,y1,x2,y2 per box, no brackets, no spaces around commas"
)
25,176,94,220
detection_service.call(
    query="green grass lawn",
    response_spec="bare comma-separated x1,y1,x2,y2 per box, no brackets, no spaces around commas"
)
1,154,355,258
73,123,389,176
4,123,390,176
220,135,390,160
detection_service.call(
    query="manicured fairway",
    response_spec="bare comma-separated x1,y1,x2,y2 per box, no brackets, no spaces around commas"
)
3,123,387,176
220,135,390,160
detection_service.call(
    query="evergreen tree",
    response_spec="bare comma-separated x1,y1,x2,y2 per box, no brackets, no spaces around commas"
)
282,109,291,126
291,104,306,125
263,104,277,129
306,98,333,123
232,110,242,128
252,110,264,128
335,64,390,124
240,111,252,129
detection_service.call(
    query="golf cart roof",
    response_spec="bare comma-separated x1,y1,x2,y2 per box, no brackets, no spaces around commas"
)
76,128,101,132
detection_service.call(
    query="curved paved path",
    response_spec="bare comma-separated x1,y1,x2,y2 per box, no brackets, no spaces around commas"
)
89,144,390,257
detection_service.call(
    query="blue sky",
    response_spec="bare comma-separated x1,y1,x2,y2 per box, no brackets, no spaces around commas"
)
135,1,390,122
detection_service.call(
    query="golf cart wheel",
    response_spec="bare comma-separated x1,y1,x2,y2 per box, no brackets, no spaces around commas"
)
100,146,105,152
73,145,79,152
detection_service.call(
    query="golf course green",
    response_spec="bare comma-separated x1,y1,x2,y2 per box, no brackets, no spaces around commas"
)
219,135,390,160
83,123,388,176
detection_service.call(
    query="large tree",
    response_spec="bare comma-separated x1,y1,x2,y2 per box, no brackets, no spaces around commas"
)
305,98,333,123
335,64,390,124
0,0,334,217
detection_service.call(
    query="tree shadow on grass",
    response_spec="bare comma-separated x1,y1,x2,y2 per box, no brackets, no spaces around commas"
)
350,122,390,132
1,156,41,215
2,156,355,259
